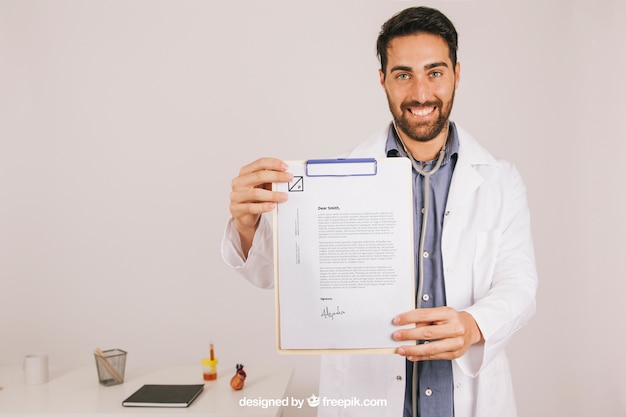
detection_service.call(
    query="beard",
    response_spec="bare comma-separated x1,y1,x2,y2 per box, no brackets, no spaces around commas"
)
389,91,455,143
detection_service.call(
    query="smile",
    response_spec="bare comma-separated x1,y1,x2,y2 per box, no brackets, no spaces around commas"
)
408,106,436,117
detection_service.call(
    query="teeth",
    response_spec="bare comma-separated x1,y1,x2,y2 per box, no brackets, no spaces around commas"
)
410,107,434,116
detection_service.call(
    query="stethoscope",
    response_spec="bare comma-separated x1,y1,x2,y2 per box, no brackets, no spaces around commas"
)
392,121,448,417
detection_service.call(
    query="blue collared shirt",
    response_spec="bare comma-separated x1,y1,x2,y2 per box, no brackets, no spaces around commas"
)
385,122,460,417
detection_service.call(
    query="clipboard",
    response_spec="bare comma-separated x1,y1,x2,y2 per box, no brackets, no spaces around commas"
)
272,157,415,354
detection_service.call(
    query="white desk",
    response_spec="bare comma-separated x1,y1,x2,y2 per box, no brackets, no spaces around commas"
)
0,365,293,416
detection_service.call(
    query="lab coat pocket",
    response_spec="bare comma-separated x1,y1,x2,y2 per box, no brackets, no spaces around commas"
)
472,229,502,298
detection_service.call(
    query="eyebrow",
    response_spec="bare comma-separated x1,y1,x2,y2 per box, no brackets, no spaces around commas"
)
389,62,449,73
425,61,449,70
389,65,413,73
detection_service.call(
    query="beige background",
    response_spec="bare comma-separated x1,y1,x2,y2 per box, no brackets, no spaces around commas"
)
1,0,625,416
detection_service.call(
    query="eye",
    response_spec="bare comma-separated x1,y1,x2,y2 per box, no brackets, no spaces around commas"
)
396,73,411,80
429,71,443,78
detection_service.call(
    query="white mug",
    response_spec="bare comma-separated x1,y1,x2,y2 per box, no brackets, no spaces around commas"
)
23,353,49,385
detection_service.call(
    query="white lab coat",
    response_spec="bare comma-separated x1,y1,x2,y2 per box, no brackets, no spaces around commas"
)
221,123,538,417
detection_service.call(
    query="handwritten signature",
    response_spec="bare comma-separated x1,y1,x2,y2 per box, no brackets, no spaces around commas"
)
321,306,346,320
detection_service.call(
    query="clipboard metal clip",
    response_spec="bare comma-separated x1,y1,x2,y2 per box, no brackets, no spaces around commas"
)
305,158,377,177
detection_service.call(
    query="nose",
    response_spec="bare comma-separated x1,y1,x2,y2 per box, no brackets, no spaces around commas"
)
410,77,430,104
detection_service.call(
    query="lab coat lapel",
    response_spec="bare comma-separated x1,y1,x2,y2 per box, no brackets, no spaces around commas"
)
442,127,496,309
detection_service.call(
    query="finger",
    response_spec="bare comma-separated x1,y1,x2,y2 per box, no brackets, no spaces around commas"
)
238,157,289,177
229,189,288,224
392,306,455,326
397,338,465,361
232,168,293,191
231,186,288,207
392,321,459,343
230,201,279,220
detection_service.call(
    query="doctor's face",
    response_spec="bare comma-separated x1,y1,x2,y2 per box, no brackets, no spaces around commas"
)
380,33,460,144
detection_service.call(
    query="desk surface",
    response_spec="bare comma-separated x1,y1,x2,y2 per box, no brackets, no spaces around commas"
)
0,365,293,416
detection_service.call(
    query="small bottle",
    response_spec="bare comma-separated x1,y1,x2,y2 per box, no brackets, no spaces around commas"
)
201,344,218,381
230,364,247,390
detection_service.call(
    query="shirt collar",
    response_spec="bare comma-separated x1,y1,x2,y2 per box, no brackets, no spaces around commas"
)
385,121,460,166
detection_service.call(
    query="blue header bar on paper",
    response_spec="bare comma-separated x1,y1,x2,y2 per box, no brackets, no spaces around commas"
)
305,158,377,177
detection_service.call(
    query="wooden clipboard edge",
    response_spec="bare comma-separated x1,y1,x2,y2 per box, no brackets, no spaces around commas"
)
272,158,415,355
272,192,281,354
277,347,398,355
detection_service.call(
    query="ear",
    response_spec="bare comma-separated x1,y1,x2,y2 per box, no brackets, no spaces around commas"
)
379,69,386,87
454,62,461,89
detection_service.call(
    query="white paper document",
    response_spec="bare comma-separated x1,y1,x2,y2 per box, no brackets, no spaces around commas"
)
273,158,415,353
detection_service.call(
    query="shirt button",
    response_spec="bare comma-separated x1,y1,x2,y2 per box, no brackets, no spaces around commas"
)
425,388,433,397
396,375,403,381
422,294,430,302
423,251,429,258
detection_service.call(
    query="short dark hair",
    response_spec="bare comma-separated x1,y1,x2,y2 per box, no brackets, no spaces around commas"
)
376,6,458,74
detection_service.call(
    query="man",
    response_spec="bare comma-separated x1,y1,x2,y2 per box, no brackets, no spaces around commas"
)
222,6,537,417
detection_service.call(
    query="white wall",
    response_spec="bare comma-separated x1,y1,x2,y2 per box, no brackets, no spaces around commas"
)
1,1,625,416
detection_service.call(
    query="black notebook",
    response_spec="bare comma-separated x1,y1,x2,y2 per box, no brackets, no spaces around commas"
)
122,384,204,408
